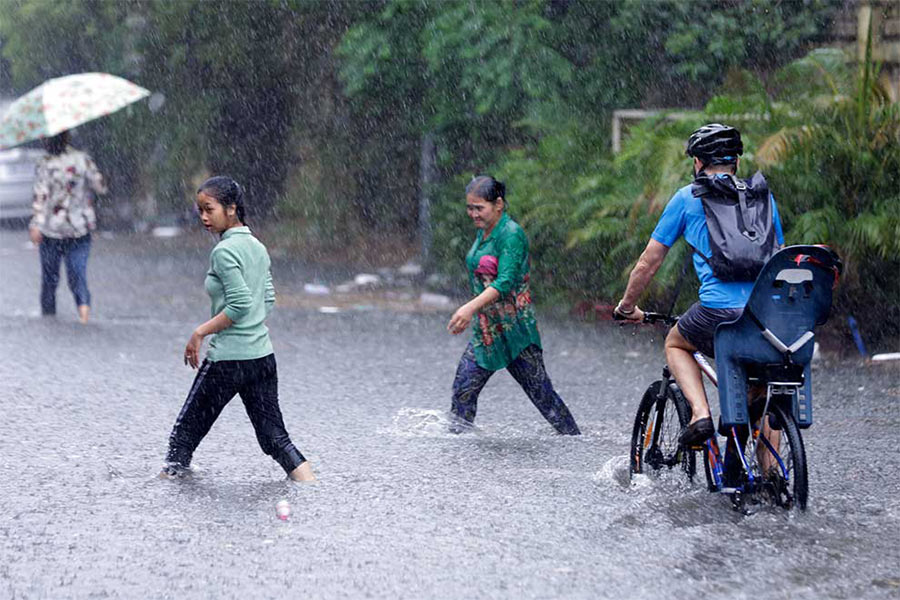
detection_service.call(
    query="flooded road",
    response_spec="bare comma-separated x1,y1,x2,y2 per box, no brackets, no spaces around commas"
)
1,230,898,599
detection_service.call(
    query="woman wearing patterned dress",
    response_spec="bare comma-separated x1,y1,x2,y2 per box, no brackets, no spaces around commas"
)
446,175,580,434
28,130,106,323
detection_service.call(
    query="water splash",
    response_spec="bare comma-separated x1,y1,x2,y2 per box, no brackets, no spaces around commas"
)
594,454,632,489
381,407,475,438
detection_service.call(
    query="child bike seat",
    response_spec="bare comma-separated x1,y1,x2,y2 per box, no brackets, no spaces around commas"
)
714,245,842,428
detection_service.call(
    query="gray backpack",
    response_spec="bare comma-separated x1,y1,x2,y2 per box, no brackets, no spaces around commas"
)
690,171,778,282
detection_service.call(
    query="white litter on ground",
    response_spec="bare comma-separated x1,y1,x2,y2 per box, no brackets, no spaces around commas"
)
398,262,423,276
419,292,452,307
303,283,330,295
354,273,381,287
151,226,181,238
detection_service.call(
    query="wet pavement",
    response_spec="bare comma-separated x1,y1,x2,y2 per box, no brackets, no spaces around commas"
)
1,229,898,599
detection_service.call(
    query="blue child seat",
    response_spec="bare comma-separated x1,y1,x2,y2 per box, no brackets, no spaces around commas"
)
714,245,841,429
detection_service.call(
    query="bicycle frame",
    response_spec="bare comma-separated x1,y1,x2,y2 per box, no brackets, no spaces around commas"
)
691,350,801,506
633,311,803,509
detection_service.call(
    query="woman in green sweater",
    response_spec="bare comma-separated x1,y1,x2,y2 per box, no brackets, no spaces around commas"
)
446,176,580,434
160,176,314,481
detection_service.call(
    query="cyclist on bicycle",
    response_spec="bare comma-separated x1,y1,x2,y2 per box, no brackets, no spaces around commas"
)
614,124,785,447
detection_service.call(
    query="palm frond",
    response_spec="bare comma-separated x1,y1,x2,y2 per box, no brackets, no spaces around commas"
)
756,126,814,167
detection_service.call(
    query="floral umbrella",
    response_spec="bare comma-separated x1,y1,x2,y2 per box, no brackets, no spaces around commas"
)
0,72,150,149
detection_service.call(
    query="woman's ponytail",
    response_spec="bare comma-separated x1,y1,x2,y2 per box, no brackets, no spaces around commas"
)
465,175,506,205
197,176,247,225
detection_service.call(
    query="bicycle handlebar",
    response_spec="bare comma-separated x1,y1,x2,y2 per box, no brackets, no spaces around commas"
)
641,312,679,326
612,309,679,326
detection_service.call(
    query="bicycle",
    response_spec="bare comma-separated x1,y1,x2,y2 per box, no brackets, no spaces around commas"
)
625,245,842,512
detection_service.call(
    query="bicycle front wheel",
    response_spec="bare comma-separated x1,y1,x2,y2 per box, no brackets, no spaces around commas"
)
758,403,809,510
630,380,695,481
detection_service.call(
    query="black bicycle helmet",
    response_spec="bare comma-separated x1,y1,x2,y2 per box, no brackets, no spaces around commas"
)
685,123,743,165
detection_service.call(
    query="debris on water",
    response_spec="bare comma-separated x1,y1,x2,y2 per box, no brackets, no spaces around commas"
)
398,262,423,276
275,499,291,521
354,273,381,288
303,283,330,295
105,463,122,480
385,290,414,301
425,272,452,289
318,306,340,314
871,352,900,362
151,226,181,238
419,292,452,307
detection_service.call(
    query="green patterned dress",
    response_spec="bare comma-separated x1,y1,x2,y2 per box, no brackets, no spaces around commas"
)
465,212,543,371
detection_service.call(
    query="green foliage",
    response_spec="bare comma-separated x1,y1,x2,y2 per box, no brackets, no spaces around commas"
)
757,41,900,345
661,0,842,80
0,0,129,89
337,0,427,129
562,45,900,346
338,0,582,234
421,0,574,132
137,1,305,216
562,115,703,305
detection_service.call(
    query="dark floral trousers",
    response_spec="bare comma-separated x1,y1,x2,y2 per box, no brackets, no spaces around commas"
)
450,342,581,435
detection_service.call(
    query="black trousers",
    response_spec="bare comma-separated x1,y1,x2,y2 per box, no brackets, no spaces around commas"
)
165,354,306,474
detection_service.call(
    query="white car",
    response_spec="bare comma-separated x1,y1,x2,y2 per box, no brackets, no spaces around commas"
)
0,146,42,221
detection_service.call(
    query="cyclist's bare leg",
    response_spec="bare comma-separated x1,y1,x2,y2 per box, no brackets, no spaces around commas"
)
664,326,710,425
757,417,782,473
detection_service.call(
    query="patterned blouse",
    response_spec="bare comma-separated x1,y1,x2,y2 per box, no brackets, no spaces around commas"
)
30,146,107,239
465,212,542,371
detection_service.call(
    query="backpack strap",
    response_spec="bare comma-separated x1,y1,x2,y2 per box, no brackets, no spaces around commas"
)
724,174,758,242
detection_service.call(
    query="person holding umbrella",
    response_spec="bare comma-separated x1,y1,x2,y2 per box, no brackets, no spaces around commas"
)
29,129,106,323
0,72,150,322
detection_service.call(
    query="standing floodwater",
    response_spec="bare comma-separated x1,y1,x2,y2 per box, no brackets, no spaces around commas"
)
0,230,898,599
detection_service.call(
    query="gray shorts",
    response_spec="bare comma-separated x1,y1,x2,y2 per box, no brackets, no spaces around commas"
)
677,302,743,358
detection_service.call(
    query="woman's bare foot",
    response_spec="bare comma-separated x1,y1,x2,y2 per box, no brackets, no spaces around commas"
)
78,304,90,324
288,461,316,482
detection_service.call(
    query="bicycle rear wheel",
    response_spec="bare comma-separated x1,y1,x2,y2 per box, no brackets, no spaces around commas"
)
630,380,695,481
758,403,808,510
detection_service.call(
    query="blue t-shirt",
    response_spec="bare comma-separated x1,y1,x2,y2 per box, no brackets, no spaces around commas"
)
651,181,785,309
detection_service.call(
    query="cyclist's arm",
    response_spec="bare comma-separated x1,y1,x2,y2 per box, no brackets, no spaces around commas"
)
617,239,669,314
617,188,683,318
